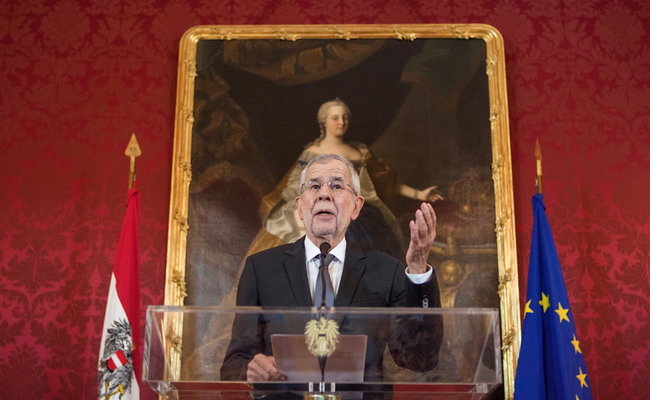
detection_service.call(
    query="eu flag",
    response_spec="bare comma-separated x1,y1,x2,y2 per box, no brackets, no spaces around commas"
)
513,194,592,400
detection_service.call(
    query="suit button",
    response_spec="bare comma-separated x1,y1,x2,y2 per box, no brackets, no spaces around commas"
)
422,297,429,308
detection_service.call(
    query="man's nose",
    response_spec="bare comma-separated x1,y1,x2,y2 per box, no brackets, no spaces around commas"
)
317,185,333,199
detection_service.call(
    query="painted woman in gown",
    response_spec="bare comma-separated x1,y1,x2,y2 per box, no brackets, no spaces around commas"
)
244,98,441,261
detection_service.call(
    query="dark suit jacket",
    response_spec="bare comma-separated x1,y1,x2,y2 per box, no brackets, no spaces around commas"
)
221,237,443,381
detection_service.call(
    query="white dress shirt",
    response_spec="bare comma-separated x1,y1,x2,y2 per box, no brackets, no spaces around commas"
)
304,237,433,302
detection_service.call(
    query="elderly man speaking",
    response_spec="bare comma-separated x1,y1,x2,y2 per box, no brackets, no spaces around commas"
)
221,153,443,382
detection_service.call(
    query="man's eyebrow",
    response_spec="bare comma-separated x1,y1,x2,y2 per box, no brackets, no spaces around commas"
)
307,174,345,182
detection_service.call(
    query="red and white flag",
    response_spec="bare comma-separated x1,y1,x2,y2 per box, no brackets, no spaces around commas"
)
98,189,141,399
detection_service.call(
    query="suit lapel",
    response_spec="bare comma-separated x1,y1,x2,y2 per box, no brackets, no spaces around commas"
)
283,237,313,307
334,241,366,307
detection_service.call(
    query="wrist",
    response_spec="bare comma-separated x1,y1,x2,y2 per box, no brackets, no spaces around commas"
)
406,264,429,275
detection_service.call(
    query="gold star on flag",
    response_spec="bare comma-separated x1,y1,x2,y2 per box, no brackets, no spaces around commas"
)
539,292,550,312
555,302,570,323
524,300,534,318
576,367,588,388
576,396,580,400
571,334,582,354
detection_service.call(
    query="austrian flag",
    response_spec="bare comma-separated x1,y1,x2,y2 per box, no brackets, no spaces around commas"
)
97,189,141,400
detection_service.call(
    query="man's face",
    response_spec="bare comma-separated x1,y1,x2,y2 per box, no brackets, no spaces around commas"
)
295,159,364,247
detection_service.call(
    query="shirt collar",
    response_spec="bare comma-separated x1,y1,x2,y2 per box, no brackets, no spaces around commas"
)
305,236,347,262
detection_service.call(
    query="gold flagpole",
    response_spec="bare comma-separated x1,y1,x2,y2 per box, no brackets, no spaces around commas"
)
125,134,142,189
535,138,542,194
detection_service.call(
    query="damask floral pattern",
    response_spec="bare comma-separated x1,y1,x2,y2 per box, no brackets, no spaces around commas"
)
1,0,649,399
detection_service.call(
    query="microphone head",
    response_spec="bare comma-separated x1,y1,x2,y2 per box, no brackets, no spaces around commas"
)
319,242,331,255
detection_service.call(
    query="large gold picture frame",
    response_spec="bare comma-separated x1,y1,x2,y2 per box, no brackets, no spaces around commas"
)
164,24,520,398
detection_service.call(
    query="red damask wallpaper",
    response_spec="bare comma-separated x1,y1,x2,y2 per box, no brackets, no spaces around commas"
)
0,0,648,399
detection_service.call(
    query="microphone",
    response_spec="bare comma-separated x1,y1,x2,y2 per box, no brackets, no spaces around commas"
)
318,242,331,385
319,242,331,255
319,242,331,308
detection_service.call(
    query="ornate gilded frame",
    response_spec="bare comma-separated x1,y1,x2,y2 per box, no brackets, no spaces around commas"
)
164,24,520,398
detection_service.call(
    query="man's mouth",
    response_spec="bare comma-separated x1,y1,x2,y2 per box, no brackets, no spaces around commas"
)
315,211,334,216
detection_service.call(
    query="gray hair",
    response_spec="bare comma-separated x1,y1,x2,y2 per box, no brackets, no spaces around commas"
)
299,154,361,196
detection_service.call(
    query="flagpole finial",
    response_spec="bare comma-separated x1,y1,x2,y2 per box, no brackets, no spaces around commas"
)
125,134,142,189
534,138,542,194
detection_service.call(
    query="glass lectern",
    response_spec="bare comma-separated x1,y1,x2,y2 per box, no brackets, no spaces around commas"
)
144,306,501,399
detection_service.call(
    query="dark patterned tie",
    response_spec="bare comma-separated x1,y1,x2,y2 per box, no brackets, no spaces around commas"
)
314,253,335,307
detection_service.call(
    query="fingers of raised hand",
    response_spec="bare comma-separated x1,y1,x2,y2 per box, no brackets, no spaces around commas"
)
415,203,436,244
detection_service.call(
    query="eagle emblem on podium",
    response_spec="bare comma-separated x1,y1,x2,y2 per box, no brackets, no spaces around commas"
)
305,318,340,357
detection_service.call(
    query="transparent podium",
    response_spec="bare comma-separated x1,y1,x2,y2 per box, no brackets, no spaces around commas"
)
144,306,501,399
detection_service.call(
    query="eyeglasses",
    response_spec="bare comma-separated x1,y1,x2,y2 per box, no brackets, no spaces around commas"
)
300,180,357,196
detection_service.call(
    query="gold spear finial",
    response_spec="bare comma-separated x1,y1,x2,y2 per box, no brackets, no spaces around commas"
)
534,138,542,194
124,134,142,189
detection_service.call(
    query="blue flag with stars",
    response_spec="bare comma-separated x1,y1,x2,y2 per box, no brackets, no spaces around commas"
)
514,194,592,400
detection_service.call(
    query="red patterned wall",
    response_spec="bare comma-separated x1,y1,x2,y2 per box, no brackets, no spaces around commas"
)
1,1,648,399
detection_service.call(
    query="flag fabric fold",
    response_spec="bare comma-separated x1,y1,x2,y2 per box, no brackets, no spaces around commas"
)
514,193,592,400
98,189,141,400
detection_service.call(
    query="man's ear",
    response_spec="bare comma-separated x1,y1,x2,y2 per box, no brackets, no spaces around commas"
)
295,196,304,221
350,196,364,221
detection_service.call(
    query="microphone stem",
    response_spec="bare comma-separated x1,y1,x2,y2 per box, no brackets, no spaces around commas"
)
319,242,331,309
320,252,327,308
317,242,331,387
